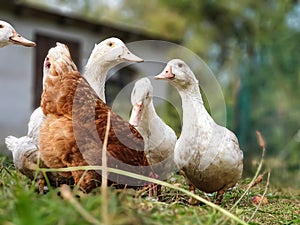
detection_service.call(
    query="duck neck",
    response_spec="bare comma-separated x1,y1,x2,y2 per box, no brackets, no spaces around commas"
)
84,59,111,103
139,100,158,131
177,83,211,133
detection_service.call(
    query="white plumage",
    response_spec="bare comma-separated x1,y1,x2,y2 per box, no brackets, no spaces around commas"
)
0,20,36,48
84,37,143,103
129,77,177,180
154,59,243,204
5,135,38,175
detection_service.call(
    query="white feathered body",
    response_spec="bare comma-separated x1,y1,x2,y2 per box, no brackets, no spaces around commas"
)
5,135,39,177
137,103,177,172
27,107,45,144
130,78,177,179
174,82,243,193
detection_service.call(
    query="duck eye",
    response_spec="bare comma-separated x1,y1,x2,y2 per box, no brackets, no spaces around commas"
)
107,42,114,47
0,25,4,28
178,63,183,68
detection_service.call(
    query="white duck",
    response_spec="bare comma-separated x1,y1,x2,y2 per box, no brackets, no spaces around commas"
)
154,59,243,204
129,77,177,180
84,37,143,102
0,20,36,48
5,37,143,186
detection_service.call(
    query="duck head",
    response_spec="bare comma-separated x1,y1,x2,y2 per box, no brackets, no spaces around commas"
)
86,37,143,69
0,20,36,48
154,59,198,90
129,77,153,127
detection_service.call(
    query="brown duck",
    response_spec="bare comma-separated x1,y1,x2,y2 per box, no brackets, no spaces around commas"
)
39,43,152,192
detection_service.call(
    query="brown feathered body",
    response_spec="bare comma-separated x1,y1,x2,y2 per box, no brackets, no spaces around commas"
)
39,43,151,192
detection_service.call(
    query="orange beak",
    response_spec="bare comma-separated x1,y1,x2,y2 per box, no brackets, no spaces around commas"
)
120,46,143,62
129,102,144,127
154,65,175,80
9,29,36,47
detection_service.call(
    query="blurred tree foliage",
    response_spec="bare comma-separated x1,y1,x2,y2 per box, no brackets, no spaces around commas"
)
160,0,300,180
22,0,299,183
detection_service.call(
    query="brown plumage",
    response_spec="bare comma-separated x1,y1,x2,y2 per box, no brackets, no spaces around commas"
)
39,43,151,192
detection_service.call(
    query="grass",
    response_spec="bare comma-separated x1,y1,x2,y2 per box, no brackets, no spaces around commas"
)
0,156,299,225
0,131,298,225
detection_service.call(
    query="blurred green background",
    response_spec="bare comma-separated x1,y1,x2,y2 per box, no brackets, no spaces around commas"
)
22,0,299,188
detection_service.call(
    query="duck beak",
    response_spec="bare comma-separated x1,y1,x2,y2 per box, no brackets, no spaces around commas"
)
9,29,36,47
120,46,143,62
154,65,175,80
129,102,144,127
